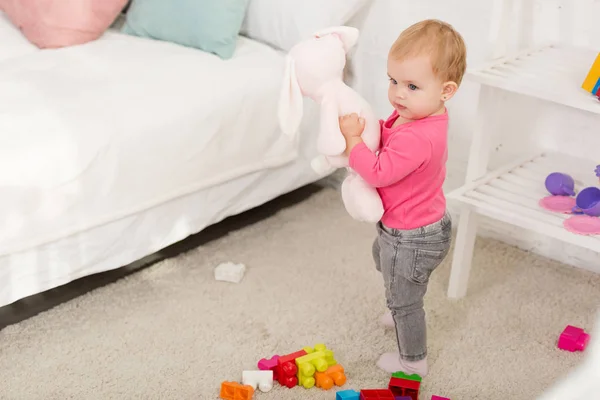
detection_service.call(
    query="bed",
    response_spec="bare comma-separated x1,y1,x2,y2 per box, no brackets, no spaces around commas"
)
0,16,325,308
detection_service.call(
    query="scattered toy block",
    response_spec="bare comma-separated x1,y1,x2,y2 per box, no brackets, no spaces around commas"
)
257,355,279,380
593,77,600,97
360,389,395,399
315,364,346,389
276,349,307,388
431,396,451,400
389,372,421,400
242,370,273,392
558,325,590,352
336,389,360,400
582,53,600,92
296,350,330,388
395,397,413,400
219,381,254,400
303,343,337,367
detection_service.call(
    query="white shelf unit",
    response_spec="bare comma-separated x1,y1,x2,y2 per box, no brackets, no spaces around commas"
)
447,0,600,298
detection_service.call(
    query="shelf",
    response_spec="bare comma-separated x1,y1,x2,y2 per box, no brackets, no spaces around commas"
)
447,152,600,252
467,44,600,115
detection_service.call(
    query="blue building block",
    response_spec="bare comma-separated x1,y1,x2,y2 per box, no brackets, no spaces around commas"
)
336,389,360,400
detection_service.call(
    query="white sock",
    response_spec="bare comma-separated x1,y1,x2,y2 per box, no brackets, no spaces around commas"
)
376,352,428,377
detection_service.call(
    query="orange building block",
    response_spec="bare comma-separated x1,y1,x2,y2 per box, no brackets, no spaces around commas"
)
315,364,346,390
219,381,254,400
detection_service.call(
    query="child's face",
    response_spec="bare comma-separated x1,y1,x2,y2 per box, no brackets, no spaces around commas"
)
387,55,446,121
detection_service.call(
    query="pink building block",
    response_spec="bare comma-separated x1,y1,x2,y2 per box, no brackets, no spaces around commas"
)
431,396,450,400
558,325,590,352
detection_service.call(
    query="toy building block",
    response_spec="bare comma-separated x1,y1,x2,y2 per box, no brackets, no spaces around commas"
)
582,53,600,93
296,350,330,388
242,370,273,392
276,349,307,388
360,389,395,399
219,381,254,400
396,397,413,400
315,364,346,390
558,325,590,352
257,355,279,380
336,389,360,400
389,371,421,400
303,343,337,367
431,396,451,400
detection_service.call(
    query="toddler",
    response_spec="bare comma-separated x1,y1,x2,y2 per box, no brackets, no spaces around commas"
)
339,19,467,377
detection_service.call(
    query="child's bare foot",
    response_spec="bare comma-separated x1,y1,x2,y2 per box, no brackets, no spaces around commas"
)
376,352,428,377
380,311,394,327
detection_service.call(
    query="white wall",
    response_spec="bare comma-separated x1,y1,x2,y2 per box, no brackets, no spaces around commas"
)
351,0,600,272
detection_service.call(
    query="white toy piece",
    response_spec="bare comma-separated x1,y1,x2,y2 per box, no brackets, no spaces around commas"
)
242,370,273,392
214,262,246,283
278,26,384,223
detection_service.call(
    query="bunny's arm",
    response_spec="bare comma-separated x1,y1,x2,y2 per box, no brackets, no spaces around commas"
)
317,98,346,156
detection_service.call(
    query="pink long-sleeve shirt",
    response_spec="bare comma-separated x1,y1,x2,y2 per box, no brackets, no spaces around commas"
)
349,109,449,230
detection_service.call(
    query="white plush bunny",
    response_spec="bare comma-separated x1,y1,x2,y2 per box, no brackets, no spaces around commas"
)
278,26,384,223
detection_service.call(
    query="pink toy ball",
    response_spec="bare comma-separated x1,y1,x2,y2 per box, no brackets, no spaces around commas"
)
557,325,590,352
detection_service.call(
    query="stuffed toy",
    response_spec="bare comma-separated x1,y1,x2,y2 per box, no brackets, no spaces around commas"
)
278,26,384,223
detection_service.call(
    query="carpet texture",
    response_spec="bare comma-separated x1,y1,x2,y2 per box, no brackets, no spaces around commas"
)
2,187,600,400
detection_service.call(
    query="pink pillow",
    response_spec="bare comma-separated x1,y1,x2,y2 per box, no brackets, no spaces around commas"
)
0,0,127,49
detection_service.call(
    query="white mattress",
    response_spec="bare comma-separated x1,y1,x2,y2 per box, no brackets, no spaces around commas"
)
0,29,301,254
0,21,325,306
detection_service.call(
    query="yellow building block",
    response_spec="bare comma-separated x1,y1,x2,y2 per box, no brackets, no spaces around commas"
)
582,53,600,92
302,343,337,367
295,351,329,389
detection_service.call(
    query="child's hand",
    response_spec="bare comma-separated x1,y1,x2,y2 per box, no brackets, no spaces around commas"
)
339,113,365,139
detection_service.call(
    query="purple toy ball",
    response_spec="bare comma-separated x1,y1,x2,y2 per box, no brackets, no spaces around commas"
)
545,172,576,196
575,187,600,217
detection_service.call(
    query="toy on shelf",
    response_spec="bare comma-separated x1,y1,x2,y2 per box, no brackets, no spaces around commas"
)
545,172,576,196
388,371,422,400
241,370,273,392
219,381,254,400
582,53,600,97
278,25,384,223
575,187,600,217
336,389,360,400
558,325,590,352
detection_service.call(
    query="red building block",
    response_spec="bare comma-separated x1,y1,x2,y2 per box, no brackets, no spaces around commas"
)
360,389,395,399
276,349,307,388
389,376,421,400
219,381,254,400
558,325,590,352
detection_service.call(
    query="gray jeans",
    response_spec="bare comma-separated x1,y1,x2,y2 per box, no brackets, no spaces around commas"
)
372,212,452,361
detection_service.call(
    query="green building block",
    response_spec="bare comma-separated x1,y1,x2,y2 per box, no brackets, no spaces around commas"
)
392,371,422,382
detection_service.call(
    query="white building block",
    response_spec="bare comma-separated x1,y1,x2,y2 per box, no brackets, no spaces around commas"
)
242,370,273,392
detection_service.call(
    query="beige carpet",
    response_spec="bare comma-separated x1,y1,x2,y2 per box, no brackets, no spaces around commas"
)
2,187,599,400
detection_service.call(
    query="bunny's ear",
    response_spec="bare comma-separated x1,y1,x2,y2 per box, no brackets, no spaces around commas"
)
278,55,303,138
313,26,360,53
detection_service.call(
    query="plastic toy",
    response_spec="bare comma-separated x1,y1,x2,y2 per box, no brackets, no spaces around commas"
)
595,165,600,181
545,172,576,196
242,370,273,392
582,53,600,95
257,355,279,380
575,187,600,216
219,381,254,400
558,325,590,352
360,389,395,399
278,25,384,223
431,396,451,400
389,371,421,400
563,215,600,235
336,389,360,400
296,350,330,388
315,364,346,389
276,349,307,388
303,343,337,366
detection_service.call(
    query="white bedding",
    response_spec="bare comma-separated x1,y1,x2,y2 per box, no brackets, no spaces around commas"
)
0,30,302,256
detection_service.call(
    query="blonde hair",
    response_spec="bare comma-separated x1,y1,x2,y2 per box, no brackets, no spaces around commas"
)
389,19,467,86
